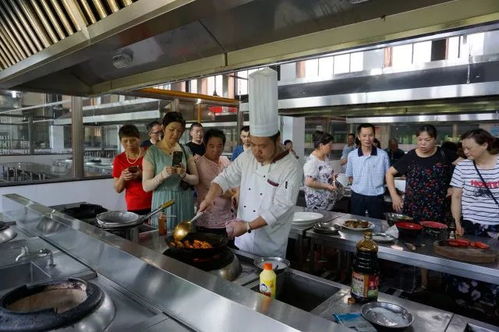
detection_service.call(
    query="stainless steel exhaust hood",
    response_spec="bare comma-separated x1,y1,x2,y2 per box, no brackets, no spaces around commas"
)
0,0,498,96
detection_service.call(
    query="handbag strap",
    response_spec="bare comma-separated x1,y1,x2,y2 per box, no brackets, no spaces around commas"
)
178,143,190,174
473,161,499,207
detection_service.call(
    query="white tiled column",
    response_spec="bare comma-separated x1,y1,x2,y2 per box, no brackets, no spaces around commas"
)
281,116,305,159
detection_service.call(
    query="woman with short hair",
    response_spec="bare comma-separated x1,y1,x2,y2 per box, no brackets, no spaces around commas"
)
113,124,152,214
386,124,456,222
194,129,234,233
451,128,499,236
142,112,199,229
446,128,499,322
303,131,338,210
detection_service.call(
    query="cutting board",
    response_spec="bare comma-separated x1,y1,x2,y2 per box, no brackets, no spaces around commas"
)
433,241,497,264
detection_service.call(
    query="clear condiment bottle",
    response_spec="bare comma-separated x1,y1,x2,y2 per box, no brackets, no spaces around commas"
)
259,263,276,299
351,231,379,303
158,212,167,236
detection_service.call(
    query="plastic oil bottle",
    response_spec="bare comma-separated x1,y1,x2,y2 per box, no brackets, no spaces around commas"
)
259,263,276,298
351,231,379,303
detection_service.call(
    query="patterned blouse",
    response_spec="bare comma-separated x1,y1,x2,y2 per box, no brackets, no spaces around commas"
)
303,154,338,210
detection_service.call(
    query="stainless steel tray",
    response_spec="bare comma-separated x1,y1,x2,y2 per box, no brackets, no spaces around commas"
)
361,301,414,329
253,256,290,271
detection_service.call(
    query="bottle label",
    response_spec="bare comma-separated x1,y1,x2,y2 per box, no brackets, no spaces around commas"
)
259,281,274,297
351,272,379,299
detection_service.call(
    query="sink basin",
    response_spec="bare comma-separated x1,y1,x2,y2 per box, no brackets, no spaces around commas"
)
250,270,340,311
0,262,50,290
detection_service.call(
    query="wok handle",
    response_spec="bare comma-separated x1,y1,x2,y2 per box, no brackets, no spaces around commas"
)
142,200,175,221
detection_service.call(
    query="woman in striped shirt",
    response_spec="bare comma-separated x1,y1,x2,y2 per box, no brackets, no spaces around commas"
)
451,129,499,237
447,128,499,322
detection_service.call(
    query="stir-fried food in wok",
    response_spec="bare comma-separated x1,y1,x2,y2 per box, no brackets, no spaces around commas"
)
170,239,214,249
343,219,370,229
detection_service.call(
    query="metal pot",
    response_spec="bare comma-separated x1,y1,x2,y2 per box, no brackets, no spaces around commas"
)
96,200,174,242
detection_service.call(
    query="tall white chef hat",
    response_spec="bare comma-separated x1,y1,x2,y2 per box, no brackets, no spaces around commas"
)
248,68,279,137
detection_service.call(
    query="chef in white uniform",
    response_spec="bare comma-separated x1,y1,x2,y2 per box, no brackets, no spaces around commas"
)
199,68,302,257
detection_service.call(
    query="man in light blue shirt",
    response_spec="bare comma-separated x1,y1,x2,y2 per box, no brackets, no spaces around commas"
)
346,123,389,219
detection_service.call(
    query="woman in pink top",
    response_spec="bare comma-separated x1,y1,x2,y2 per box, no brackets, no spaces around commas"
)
195,128,235,233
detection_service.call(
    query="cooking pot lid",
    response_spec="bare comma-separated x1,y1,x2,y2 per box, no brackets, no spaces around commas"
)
96,211,140,228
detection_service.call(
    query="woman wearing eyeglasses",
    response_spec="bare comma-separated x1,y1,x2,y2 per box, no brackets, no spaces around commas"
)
451,129,499,237
446,128,499,324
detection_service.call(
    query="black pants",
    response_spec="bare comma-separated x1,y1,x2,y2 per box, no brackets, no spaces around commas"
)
350,191,384,219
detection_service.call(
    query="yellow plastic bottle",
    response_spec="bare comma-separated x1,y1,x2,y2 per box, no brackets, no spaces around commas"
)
259,263,276,298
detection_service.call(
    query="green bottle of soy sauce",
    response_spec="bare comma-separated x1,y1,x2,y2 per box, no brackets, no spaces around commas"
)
351,231,379,303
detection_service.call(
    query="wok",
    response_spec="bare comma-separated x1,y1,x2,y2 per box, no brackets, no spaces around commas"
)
166,232,228,257
96,200,174,229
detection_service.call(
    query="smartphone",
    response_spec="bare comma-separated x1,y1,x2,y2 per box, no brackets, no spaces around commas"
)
128,166,139,173
172,151,183,167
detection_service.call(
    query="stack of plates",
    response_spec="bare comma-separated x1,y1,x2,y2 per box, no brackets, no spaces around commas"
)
291,212,323,227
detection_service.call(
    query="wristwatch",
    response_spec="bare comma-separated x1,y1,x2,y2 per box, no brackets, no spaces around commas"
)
246,222,252,233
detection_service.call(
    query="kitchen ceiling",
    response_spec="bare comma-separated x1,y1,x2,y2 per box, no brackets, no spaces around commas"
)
0,0,498,96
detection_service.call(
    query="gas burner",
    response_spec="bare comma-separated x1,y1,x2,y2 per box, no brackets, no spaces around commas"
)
0,222,8,232
163,247,242,281
0,278,115,331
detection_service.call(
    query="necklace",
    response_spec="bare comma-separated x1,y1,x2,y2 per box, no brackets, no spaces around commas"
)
126,150,141,164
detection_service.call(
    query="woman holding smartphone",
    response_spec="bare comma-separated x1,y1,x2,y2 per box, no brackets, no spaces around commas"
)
113,124,152,214
142,112,199,229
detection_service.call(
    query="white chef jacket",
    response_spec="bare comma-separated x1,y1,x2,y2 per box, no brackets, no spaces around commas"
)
214,149,302,257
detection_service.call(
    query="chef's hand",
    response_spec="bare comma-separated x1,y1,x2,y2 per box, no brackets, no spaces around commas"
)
226,219,247,239
392,194,403,213
120,169,134,181
455,221,464,237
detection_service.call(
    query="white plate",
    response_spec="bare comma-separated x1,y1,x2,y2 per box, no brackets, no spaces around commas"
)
340,220,375,231
291,212,323,225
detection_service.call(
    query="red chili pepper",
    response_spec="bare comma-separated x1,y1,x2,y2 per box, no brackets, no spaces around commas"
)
447,239,470,247
471,241,490,249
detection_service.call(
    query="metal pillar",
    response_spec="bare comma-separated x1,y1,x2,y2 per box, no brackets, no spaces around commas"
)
71,96,84,178
27,114,34,154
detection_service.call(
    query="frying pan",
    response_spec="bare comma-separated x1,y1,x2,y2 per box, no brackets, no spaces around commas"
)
166,232,228,257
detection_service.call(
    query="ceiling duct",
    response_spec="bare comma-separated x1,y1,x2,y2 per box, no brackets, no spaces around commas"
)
0,0,497,96
0,0,138,71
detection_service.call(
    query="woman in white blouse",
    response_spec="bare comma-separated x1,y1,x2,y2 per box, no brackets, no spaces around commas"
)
303,131,338,210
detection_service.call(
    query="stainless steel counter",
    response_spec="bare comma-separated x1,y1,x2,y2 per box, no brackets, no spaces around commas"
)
1,194,345,331
311,288,453,332
2,194,496,331
303,211,499,285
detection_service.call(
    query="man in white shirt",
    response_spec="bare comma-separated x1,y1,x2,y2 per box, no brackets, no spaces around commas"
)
199,68,302,257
